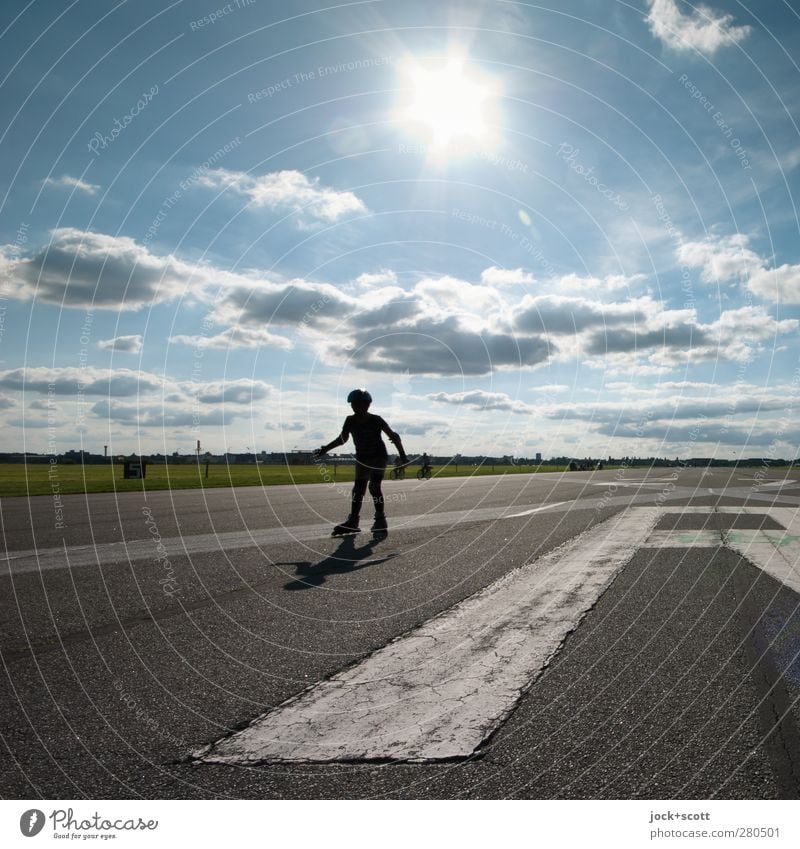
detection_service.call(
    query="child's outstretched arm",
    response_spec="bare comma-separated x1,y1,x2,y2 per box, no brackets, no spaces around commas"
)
315,422,350,456
381,420,408,462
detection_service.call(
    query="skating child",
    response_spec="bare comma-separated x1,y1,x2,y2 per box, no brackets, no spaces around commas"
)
314,389,408,535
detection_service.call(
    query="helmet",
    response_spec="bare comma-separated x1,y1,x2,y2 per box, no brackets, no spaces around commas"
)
347,388,372,403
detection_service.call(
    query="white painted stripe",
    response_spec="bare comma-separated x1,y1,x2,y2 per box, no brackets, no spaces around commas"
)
194,507,662,764
661,507,784,514
0,507,539,574
0,502,592,575
504,500,571,518
737,477,784,483
587,482,675,487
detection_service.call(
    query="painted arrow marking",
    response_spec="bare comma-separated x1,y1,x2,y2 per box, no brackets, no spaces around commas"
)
192,507,661,764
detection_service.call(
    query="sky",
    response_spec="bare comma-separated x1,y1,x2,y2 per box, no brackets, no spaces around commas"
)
2,0,800,461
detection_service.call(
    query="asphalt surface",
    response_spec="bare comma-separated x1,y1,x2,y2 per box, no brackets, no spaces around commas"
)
2,466,800,798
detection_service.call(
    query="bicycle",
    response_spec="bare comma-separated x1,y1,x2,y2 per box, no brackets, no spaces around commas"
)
390,464,406,480
416,466,432,480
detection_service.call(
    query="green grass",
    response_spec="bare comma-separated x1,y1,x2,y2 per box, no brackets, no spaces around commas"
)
0,461,570,497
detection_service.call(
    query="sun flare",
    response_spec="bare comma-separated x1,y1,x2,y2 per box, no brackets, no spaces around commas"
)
397,53,498,153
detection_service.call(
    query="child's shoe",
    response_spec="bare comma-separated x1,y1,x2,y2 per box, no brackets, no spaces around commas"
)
332,517,360,537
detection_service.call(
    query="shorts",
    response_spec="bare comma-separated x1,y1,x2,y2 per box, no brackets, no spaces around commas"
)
354,454,387,479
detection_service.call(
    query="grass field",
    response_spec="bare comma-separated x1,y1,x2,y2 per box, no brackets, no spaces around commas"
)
0,461,571,497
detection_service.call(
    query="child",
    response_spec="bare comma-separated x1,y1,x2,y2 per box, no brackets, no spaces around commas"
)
314,388,408,535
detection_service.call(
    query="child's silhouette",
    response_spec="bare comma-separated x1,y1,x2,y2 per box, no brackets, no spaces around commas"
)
314,389,408,535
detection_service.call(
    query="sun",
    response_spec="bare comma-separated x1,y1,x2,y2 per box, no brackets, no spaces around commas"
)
397,53,498,154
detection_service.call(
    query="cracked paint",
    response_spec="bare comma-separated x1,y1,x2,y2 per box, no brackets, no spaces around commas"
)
193,507,662,764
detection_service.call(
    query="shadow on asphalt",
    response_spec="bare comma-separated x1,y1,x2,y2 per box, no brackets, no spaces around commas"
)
279,533,397,590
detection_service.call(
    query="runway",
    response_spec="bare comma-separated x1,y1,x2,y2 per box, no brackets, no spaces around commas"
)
2,467,800,798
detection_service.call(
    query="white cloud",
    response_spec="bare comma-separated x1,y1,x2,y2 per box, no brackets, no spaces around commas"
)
708,305,798,340
191,378,272,405
0,228,211,309
426,390,535,414
747,264,800,304
514,294,656,335
480,267,536,287
546,395,789,425
0,366,163,396
216,277,353,327
264,421,306,432
416,275,503,314
196,168,367,221
339,315,552,376
552,272,647,292
355,269,397,288
169,326,294,351
678,233,800,304
91,398,249,428
97,335,143,353
678,234,762,284
646,0,751,54
481,268,646,293
43,175,101,195
529,383,570,394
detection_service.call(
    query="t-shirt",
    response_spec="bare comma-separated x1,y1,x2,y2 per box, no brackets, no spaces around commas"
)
340,413,397,458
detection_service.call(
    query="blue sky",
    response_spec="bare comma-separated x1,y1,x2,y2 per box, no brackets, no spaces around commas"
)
2,0,800,460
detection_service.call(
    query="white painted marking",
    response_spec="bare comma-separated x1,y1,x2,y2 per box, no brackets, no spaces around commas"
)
724,507,800,595
504,500,571,518
588,482,673,487
193,507,662,764
663,507,774,514
755,480,798,489
0,505,570,574
641,506,800,595
643,530,721,548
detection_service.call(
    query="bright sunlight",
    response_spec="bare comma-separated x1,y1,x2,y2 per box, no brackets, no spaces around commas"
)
397,53,498,154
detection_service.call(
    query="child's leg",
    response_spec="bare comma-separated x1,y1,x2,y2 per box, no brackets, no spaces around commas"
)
368,469,386,515
350,462,370,520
